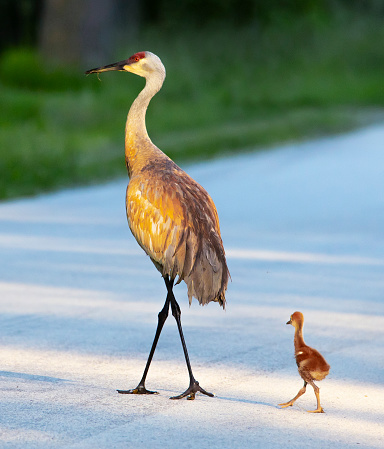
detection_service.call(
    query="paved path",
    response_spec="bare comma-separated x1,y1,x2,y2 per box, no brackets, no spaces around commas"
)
1,125,384,448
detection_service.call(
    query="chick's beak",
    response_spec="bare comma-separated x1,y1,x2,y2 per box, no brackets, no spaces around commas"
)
85,59,128,75
286,319,292,325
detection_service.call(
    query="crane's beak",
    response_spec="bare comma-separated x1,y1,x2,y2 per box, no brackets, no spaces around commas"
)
85,59,129,75
286,318,292,325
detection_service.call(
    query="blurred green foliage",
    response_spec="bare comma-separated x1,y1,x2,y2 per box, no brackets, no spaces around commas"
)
0,48,84,91
0,7,384,199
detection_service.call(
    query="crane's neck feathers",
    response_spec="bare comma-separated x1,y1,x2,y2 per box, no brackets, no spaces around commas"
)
125,55,166,175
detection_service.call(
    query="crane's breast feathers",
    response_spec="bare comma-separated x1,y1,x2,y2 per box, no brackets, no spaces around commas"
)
126,160,229,307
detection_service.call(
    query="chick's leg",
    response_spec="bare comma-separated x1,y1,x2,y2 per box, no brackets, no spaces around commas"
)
279,381,307,408
307,381,324,413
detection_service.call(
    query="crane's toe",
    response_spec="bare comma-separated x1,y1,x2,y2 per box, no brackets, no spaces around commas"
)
170,380,214,400
117,385,159,395
278,401,294,408
307,407,325,413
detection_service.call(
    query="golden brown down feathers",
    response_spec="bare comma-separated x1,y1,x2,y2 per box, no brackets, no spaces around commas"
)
279,311,330,412
126,157,229,307
294,345,330,383
291,311,330,383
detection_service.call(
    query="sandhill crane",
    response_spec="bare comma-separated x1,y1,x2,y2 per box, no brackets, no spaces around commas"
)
279,311,330,413
85,51,230,400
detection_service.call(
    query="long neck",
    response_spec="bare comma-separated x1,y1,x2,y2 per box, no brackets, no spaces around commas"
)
294,323,305,351
125,73,164,176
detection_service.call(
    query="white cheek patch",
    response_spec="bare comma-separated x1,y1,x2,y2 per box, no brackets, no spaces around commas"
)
296,351,304,355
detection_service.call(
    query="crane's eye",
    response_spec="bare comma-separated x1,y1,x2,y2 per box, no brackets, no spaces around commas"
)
134,56,140,62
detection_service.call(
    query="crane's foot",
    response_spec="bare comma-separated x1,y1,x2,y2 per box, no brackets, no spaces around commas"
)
278,401,294,408
170,380,214,400
117,385,158,395
307,407,325,413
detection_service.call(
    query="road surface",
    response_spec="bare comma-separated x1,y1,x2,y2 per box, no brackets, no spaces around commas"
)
0,125,383,448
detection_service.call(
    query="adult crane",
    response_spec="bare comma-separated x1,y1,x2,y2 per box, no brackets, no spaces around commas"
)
85,51,230,400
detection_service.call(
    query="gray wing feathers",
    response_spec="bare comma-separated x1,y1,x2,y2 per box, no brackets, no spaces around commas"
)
137,160,229,308
182,229,227,308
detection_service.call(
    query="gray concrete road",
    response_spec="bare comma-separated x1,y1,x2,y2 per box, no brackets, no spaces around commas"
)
0,125,383,448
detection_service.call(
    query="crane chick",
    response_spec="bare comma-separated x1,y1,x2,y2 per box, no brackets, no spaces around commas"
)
279,311,330,413
85,52,230,400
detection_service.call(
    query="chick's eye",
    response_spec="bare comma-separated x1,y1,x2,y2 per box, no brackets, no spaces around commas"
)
134,56,139,61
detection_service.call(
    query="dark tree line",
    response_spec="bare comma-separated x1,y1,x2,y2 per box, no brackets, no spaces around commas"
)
0,0,43,51
0,0,383,64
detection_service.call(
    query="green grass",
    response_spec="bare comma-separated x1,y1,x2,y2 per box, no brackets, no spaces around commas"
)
1,11,384,199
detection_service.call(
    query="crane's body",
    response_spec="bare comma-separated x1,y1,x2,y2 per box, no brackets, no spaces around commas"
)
86,51,229,399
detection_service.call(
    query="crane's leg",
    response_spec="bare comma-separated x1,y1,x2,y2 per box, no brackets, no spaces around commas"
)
165,276,214,401
117,290,171,395
279,381,307,408
307,380,325,413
